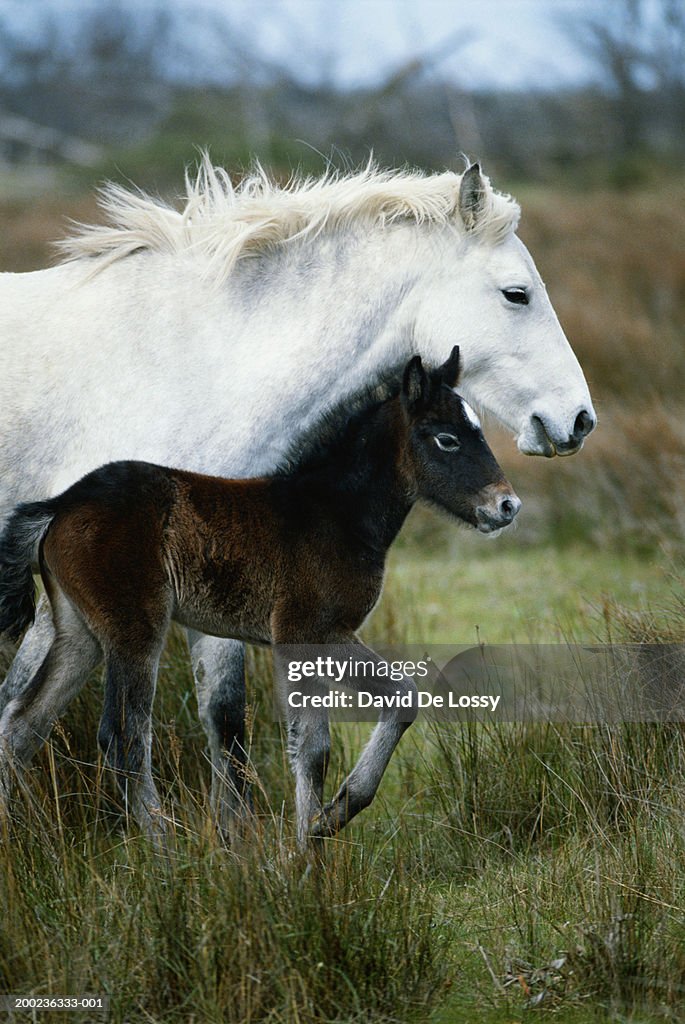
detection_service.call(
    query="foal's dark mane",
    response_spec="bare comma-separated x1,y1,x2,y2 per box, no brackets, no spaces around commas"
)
274,364,407,479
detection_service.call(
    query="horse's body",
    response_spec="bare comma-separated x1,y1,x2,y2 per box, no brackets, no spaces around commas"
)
0,350,519,844
0,158,595,833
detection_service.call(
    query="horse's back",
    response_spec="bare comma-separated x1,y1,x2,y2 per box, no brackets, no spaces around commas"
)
0,257,229,517
0,262,83,334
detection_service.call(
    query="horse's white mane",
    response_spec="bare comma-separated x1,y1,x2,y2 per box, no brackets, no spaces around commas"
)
57,154,520,282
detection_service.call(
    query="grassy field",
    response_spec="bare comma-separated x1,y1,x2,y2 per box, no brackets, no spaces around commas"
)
2,543,684,1024
1,168,684,1022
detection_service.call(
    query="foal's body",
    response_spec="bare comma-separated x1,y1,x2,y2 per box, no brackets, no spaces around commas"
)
0,351,519,844
43,460,387,649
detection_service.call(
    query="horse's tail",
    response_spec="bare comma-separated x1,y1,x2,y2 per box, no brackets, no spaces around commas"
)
0,500,57,641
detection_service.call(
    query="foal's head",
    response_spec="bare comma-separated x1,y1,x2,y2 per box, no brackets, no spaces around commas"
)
401,347,521,532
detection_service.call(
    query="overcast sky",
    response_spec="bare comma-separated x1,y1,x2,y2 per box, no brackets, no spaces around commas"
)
1,0,606,90
214,0,600,90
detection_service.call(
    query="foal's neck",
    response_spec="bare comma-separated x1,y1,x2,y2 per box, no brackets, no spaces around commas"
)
295,399,416,556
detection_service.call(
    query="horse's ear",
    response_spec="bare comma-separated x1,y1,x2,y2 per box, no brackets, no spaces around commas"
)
459,163,486,231
440,345,461,387
402,355,428,409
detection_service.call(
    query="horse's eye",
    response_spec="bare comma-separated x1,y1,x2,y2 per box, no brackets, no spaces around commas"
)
502,287,529,305
435,433,461,453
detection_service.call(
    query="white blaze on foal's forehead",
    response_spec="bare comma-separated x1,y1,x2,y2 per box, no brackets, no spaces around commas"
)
459,398,481,430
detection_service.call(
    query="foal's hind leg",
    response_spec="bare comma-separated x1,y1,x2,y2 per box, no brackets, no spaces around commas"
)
98,646,166,839
187,632,253,840
0,586,101,808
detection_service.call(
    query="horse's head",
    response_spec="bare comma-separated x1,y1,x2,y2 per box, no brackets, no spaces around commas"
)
413,164,596,458
400,346,521,533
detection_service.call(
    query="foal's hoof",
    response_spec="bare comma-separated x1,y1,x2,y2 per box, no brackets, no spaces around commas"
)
309,798,345,840
307,812,325,839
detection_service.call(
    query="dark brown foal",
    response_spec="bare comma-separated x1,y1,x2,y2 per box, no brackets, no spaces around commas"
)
0,347,520,845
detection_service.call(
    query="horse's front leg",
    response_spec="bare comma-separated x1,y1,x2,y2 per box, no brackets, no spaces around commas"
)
309,637,418,840
187,633,253,840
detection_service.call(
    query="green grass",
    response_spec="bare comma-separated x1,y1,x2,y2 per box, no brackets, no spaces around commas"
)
1,532,684,1023
368,509,671,645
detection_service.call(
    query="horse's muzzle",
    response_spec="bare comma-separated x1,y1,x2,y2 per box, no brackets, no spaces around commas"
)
520,408,597,457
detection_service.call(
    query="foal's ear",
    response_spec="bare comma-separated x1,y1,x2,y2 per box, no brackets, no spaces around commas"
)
402,355,428,409
440,345,461,388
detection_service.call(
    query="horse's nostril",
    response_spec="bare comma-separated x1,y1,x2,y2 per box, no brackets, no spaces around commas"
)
573,409,595,439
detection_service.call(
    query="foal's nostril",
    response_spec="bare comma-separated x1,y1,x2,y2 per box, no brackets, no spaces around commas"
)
573,409,595,440
497,494,521,523
477,491,521,531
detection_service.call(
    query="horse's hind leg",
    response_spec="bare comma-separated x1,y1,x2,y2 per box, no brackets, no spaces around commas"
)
98,647,166,839
187,632,253,840
0,594,55,716
0,586,101,806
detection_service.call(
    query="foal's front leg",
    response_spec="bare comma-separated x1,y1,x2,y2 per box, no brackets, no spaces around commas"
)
310,637,418,840
285,700,331,849
273,627,417,844
271,641,331,849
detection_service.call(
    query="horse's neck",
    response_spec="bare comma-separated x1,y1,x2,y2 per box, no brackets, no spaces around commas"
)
23,225,427,487
221,226,421,455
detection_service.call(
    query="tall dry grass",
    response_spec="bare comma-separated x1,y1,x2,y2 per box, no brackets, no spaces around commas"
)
4,595,685,1020
1,805,453,1024
0,632,456,1024
500,179,685,552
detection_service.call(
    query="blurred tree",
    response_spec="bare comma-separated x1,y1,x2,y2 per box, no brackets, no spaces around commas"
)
651,0,685,147
0,2,175,141
0,0,682,185
565,0,685,159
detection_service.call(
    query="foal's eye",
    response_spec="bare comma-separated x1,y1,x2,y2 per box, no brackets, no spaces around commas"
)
435,433,461,453
502,287,529,305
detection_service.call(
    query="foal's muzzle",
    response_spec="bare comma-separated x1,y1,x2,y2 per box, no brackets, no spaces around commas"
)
476,484,522,533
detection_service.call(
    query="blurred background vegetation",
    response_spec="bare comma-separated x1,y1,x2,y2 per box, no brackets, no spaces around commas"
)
1,0,684,187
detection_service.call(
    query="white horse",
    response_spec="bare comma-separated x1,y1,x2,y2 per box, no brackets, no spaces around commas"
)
0,157,595,833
